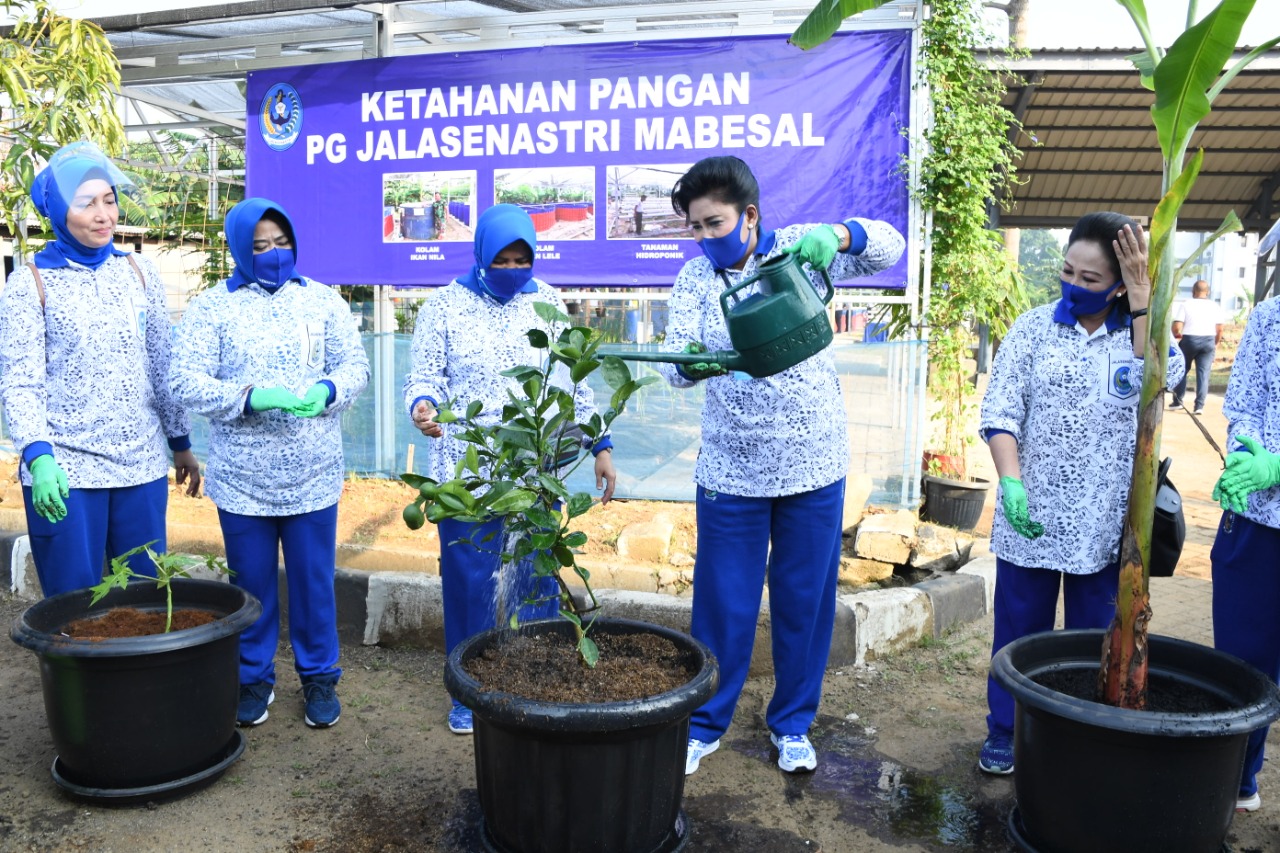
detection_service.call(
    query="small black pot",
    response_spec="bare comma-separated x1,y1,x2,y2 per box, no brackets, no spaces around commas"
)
919,474,990,531
445,617,719,853
11,578,261,799
992,629,1280,853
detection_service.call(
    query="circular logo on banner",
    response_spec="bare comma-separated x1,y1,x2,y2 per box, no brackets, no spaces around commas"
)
260,84,302,151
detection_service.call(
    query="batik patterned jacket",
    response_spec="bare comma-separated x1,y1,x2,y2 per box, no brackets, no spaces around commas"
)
981,302,1185,573
1221,296,1280,530
402,279,605,487
0,254,189,487
658,219,905,498
169,277,369,516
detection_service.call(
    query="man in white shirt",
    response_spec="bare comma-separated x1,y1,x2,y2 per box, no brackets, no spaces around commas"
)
1171,279,1224,415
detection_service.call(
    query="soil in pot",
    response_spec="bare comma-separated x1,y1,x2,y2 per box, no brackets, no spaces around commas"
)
1034,668,1234,714
65,607,218,639
466,630,693,703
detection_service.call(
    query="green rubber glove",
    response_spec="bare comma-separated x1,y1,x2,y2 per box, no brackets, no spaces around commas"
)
1212,435,1280,513
999,476,1044,539
29,454,69,523
782,224,840,270
249,386,303,413
291,384,331,418
680,342,728,380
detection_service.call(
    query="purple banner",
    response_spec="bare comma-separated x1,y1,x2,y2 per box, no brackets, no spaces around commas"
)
246,31,911,288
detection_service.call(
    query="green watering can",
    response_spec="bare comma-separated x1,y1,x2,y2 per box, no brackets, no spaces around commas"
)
600,253,834,378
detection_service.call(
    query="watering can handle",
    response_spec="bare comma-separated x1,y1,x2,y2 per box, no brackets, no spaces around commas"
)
722,262,835,308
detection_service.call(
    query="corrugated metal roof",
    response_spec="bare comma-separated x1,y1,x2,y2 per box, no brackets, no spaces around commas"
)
997,48,1280,232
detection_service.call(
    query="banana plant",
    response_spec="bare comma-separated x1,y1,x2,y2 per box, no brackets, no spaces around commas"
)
1099,0,1280,709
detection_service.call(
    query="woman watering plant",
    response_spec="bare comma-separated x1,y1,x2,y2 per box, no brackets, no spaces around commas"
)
170,198,369,729
403,203,618,736
1209,297,1280,814
977,211,1184,775
0,140,200,598
656,155,904,776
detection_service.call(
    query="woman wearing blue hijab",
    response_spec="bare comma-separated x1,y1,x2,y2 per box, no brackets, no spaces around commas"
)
403,203,618,735
0,140,199,597
170,198,369,730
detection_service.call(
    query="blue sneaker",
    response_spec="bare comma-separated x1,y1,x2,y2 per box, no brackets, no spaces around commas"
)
237,682,274,727
448,706,473,735
301,674,341,728
979,734,1014,775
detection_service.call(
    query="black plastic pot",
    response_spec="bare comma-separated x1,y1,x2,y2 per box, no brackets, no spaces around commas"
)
445,618,719,853
919,474,990,530
10,578,261,801
992,629,1280,853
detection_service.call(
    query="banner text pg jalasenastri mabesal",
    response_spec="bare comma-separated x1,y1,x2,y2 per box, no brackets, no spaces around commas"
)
304,73,826,164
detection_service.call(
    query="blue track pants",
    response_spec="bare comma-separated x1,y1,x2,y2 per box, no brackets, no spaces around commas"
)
687,478,845,743
1211,512,1280,798
438,515,559,657
24,476,168,597
218,504,341,686
987,557,1120,737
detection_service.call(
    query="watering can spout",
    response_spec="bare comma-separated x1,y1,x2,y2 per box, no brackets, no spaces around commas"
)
597,346,745,373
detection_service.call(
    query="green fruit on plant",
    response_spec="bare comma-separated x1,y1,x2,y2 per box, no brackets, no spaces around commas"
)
403,503,426,530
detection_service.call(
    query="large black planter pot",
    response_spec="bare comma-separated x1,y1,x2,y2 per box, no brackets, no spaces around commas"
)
919,474,990,531
445,617,719,853
10,578,261,802
992,629,1280,853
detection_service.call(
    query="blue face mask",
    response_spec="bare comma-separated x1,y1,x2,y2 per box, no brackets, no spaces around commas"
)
1060,279,1122,318
481,266,534,303
699,212,752,270
253,248,296,289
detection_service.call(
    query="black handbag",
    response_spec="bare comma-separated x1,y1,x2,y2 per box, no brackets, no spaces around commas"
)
1149,456,1185,578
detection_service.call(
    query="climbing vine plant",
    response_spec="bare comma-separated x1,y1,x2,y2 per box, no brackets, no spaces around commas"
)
909,0,1028,475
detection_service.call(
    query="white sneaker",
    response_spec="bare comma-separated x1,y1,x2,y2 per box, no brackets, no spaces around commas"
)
1237,792,1262,812
770,733,818,773
684,737,719,775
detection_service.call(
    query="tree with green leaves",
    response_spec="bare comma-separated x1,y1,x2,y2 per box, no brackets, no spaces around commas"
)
1100,0,1279,709
1019,228,1066,307
1,0,124,255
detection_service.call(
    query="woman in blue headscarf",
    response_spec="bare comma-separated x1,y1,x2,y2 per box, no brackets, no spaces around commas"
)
0,140,199,597
403,203,618,735
170,198,369,730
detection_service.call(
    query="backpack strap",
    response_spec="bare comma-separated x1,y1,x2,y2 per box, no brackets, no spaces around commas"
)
126,253,147,292
26,254,145,307
26,263,45,308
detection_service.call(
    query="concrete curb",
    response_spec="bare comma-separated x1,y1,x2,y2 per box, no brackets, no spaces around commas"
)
2,531,998,675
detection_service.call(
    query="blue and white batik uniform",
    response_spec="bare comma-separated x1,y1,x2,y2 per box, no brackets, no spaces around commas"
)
980,299,1184,738
403,279,609,491
170,197,369,691
402,204,613,679
1210,296,1280,802
658,218,905,745
169,274,368,517
0,142,193,597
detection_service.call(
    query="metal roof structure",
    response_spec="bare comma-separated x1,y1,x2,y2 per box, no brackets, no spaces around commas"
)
996,47,1280,234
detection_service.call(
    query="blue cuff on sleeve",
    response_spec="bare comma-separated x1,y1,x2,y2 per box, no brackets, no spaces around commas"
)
982,428,1016,443
409,395,438,417
841,219,868,255
22,441,53,466
320,380,337,406
675,365,699,381
591,436,614,455
167,435,192,453
245,389,256,415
